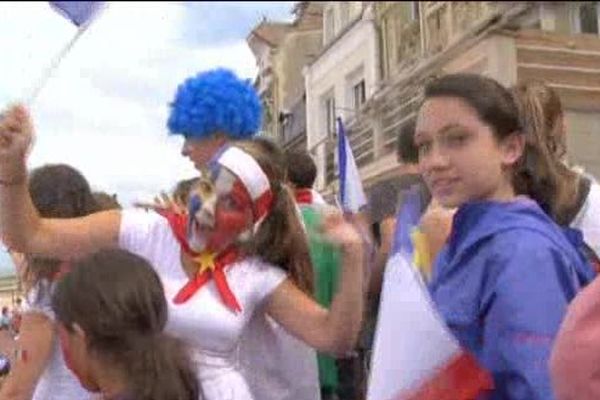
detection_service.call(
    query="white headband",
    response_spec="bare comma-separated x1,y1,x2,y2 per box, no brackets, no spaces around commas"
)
215,146,274,224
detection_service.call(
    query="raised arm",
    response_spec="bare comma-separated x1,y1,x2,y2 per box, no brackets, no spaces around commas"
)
265,211,366,355
0,105,120,259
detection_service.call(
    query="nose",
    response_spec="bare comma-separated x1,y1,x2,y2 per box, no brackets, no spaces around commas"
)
420,142,450,174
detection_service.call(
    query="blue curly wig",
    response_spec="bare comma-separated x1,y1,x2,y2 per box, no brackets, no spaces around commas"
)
167,68,262,140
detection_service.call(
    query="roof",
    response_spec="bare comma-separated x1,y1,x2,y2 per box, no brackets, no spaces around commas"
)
247,20,293,48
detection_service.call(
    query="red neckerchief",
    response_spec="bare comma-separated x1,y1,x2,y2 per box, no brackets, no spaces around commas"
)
294,188,313,205
157,210,242,313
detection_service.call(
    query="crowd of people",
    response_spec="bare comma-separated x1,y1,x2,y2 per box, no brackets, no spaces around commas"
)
0,66,597,400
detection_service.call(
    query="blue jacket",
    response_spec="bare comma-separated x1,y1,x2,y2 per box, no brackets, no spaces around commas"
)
429,199,595,400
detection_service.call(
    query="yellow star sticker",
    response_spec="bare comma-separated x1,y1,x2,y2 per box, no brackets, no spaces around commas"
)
194,251,216,275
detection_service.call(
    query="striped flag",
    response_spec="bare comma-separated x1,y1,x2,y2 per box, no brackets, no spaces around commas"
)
49,2,104,27
337,117,367,213
367,187,493,400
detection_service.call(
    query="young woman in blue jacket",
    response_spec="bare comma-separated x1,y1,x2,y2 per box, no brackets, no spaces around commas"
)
414,73,595,400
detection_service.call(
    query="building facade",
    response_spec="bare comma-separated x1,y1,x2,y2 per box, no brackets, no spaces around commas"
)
304,2,380,190
249,2,600,200
248,2,324,151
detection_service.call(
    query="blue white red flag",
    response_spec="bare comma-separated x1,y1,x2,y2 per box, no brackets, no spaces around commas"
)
49,2,104,27
367,187,493,400
337,117,367,213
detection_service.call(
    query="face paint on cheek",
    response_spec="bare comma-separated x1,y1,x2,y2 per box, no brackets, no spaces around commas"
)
57,325,98,391
208,182,253,248
57,327,79,378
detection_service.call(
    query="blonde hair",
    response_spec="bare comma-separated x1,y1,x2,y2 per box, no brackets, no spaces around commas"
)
512,81,580,225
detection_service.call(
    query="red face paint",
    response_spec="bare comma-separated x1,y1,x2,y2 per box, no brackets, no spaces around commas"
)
207,180,253,250
57,324,99,392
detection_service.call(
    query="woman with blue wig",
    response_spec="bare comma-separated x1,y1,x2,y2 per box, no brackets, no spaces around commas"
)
0,68,366,400
165,68,322,400
167,68,263,170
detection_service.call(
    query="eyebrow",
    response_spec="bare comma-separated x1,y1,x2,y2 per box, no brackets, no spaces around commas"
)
415,123,465,140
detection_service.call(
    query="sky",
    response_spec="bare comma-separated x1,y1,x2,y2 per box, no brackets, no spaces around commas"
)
0,1,296,275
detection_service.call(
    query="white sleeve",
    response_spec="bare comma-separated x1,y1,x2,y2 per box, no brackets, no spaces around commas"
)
251,258,287,304
118,208,169,260
24,280,55,320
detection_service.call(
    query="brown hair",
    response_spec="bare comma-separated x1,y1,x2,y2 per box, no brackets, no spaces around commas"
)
25,164,99,290
52,249,200,400
424,73,521,142
511,80,580,225
93,191,122,211
285,149,317,189
173,178,199,207
231,138,314,295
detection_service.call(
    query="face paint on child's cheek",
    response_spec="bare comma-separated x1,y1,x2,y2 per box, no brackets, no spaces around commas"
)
207,180,253,249
57,326,86,385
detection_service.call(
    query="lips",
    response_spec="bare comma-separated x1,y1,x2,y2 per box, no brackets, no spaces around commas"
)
431,177,459,195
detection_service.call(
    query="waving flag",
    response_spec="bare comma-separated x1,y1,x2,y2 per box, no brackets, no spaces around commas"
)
337,117,367,213
24,2,106,104
49,2,104,27
367,186,493,400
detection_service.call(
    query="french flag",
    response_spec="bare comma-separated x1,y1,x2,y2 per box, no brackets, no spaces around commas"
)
337,117,367,213
49,1,104,27
367,186,493,400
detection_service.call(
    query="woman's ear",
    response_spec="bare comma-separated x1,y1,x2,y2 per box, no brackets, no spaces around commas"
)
501,131,525,167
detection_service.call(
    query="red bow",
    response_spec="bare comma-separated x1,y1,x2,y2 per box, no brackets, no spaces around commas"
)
295,188,313,205
158,210,242,313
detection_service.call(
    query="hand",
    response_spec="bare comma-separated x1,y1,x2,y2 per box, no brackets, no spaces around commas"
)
320,210,365,255
0,105,33,183
133,191,186,214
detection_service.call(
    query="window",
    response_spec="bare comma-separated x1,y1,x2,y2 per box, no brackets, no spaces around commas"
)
410,2,420,22
353,80,366,111
340,2,350,28
324,96,336,137
573,2,600,34
324,8,335,44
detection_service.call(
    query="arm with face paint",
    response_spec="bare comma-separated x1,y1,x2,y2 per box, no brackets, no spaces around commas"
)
0,312,54,400
0,106,122,259
265,211,366,356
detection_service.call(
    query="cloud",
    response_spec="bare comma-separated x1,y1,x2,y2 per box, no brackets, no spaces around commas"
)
178,2,296,47
0,0,296,225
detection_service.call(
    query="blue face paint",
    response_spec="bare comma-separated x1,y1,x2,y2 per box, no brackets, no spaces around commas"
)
187,193,203,241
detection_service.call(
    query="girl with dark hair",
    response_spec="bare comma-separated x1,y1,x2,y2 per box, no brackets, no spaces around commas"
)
0,164,97,400
51,249,200,400
0,105,365,400
415,73,594,399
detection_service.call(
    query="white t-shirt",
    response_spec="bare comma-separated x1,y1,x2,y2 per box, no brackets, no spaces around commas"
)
24,281,93,400
571,177,600,258
119,209,288,400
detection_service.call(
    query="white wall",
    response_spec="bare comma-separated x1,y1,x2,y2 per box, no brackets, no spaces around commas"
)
305,9,378,190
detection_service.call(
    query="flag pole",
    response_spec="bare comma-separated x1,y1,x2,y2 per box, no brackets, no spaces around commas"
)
24,3,108,107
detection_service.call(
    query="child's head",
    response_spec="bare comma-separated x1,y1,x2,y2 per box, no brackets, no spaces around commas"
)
285,149,318,190
25,164,99,289
52,249,200,399
186,139,314,294
415,73,524,208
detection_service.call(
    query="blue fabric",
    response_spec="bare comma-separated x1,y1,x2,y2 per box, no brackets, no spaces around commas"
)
49,2,102,26
391,184,424,256
429,199,595,400
337,117,347,207
167,68,261,140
